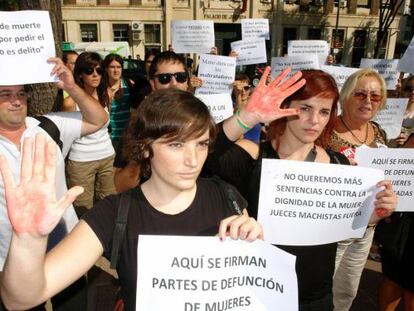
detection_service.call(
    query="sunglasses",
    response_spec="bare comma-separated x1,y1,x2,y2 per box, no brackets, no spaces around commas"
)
242,85,251,91
153,72,188,85
403,86,414,93
352,90,382,103
82,67,104,76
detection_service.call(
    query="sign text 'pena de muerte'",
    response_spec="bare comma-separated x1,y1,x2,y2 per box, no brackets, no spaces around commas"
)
258,159,384,246
136,236,298,310
0,10,56,85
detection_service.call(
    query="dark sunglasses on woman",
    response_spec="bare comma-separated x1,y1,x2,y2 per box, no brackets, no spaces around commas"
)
153,72,188,85
403,85,414,93
82,67,104,76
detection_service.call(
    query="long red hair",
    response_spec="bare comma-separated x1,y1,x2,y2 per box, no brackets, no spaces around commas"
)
268,70,339,149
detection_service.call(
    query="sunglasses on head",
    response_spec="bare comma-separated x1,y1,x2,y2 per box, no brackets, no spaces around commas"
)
82,67,104,76
153,72,188,85
352,90,382,103
403,85,414,93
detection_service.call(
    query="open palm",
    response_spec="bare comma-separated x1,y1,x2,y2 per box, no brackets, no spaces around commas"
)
0,134,82,236
246,66,306,123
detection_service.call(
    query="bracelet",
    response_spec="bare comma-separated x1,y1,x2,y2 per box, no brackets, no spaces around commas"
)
236,109,252,131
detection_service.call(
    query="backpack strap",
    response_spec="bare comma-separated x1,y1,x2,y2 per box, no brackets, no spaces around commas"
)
110,191,132,269
34,116,63,151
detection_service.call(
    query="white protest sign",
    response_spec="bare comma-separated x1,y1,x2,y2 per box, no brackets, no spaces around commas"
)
360,59,400,90
397,35,414,74
171,20,215,54
373,98,409,139
257,159,384,246
288,40,330,67
355,148,414,212
241,18,270,41
320,65,360,91
195,54,236,95
0,10,56,85
196,93,233,124
230,38,267,66
270,55,319,79
136,235,298,311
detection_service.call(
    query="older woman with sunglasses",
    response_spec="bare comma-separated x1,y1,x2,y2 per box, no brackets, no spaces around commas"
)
327,68,395,311
62,52,116,214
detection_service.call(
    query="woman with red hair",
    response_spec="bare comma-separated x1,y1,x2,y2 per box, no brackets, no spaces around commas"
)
205,68,396,310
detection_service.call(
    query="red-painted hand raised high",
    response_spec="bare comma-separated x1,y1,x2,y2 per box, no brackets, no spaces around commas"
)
243,66,306,124
0,134,83,236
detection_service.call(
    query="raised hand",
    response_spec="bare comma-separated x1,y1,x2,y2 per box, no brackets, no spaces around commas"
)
0,134,83,236
48,57,77,91
240,66,306,125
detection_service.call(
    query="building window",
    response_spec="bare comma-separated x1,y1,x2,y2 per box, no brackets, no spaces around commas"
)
351,30,367,67
376,31,388,58
308,28,322,40
113,24,129,42
356,0,370,7
144,24,161,44
331,29,345,63
80,24,98,42
62,23,66,42
283,27,298,55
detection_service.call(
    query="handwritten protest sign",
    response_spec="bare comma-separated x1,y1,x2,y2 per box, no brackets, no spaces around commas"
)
196,93,233,123
230,38,267,66
257,159,383,245
373,98,409,139
360,59,400,90
171,20,215,54
136,235,298,311
270,55,319,79
397,35,414,74
288,40,330,66
320,65,359,91
0,10,56,85
355,148,414,212
241,19,270,41
195,54,236,95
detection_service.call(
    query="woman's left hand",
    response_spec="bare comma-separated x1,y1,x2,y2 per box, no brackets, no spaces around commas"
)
218,210,263,242
369,180,397,224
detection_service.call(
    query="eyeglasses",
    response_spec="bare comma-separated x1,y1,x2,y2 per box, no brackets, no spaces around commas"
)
403,85,414,93
0,91,28,102
153,72,188,85
242,85,251,91
352,90,382,103
82,67,104,76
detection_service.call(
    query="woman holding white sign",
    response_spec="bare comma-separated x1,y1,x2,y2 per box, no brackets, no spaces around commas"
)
326,68,394,311
0,89,264,311
204,68,396,310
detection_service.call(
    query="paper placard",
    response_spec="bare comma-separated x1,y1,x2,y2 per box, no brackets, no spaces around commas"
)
257,159,383,245
196,93,234,123
171,20,215,54
241,18,270,41
320,65,360,91
195,54,236,95
373,98,409,139
360,59,400,90
355,148,414,212
230,38,267,66
0,10,56,85
397,35,414,74
270,55,319,79
288,40,330,66
136,235,298,311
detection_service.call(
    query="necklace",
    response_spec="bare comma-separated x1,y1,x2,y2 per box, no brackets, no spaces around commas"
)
340,116,368,145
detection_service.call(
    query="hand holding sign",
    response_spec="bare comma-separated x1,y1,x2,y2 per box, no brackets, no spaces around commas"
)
218,210,264,242
0,134,83,236
48,57,77,91
239,67,305,125
370,180,397,223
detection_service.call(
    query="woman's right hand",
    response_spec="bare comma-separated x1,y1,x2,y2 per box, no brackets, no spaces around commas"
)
239,66,306,126
0,134,83,237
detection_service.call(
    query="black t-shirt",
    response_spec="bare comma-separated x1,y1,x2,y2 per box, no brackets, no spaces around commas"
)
203,128,350,303
82,178,246,311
